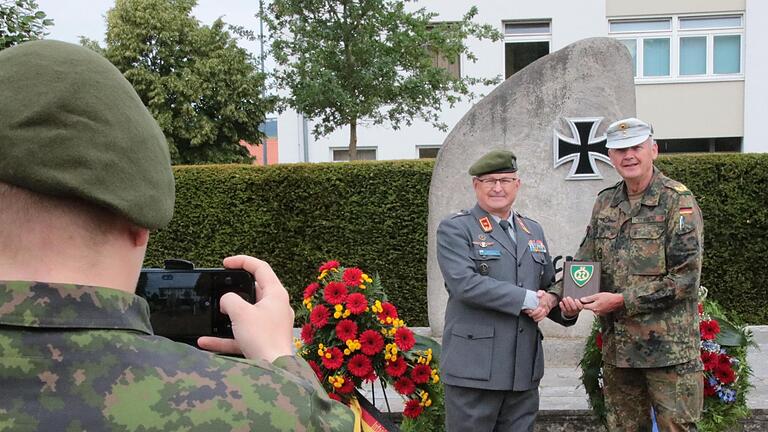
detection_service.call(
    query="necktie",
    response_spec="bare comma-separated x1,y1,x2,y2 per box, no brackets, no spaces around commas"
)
499,219,515,244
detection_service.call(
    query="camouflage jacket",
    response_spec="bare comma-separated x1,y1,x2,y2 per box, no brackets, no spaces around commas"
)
0,281,354,431
574,169,703,368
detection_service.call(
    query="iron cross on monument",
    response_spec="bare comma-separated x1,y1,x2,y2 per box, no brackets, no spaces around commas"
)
553,117,612,180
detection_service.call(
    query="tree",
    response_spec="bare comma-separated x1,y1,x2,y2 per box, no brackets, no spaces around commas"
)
0,0,53,50
262,0,501,160
87,0,272,164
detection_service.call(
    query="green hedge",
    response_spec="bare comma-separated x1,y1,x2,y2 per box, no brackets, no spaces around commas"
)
656,154,768,325
145,154,768,326
145,161,433,325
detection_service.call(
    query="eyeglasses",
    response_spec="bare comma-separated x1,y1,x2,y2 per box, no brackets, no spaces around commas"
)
476,176,519,187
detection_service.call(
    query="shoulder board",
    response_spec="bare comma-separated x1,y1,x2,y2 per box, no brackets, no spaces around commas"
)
662,178,692,195
449,209,471,219
597,180,622,196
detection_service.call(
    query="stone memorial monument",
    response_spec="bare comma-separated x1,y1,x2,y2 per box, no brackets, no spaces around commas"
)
427,37,635,339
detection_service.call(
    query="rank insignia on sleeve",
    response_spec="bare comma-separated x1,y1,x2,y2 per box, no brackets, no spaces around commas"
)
672,184,690,194
479,216,493,232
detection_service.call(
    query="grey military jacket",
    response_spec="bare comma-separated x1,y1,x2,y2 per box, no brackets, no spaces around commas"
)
437,204,574,391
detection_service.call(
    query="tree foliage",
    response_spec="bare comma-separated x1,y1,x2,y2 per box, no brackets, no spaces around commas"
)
88,0,272,164
0,0,53,50
262,0,502,159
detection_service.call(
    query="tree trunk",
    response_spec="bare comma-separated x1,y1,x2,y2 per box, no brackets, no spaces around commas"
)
348,118,358,160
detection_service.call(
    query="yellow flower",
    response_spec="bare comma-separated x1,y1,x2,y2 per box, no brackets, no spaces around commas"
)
293,338,303,350
318,270,328,280
342,309,351,318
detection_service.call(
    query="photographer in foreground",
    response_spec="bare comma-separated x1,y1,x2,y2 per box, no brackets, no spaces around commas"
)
0,40,353,431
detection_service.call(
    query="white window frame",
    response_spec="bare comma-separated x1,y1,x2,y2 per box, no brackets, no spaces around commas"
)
609,13,744,84
416,145,441,159
502,20,552,78
330,147,377,162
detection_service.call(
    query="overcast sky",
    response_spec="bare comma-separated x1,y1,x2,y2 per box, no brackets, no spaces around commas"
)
36,0,266,59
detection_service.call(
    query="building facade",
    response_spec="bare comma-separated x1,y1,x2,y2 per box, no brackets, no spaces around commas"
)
277,0,767,163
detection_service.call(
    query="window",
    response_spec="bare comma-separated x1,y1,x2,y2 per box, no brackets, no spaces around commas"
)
503,20,551,79
427,23,460,79
332,148,377,162
417,146,440,159
610,15,743,81
656,137,741,153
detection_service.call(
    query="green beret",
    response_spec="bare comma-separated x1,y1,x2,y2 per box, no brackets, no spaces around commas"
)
468,149,518,176
0,40,175,229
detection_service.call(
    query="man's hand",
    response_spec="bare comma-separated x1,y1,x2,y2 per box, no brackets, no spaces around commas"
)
581,292,624,316
198,255,295,363
525,290,558,322
559,296,584,319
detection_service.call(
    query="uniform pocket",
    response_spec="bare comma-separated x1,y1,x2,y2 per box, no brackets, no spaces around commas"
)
629,222,666,275
443,324,494,381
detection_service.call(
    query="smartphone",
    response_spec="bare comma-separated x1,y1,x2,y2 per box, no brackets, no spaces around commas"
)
136,268,255,343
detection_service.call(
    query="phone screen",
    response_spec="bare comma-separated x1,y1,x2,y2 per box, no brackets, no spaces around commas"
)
136,269,255,341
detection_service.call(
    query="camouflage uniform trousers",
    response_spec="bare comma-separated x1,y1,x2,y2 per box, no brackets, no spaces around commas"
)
603,359,703,432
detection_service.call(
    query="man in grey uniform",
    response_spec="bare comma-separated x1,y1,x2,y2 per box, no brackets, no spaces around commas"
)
437,149,581,431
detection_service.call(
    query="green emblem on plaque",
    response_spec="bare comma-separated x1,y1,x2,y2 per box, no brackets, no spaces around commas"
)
570,264,594,288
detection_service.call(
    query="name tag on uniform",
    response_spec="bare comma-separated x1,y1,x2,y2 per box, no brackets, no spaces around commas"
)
528,240,546,253
478,249,501,257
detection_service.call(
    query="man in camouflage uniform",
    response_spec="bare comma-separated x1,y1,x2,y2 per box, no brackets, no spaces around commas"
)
0,40,354,431
569,118,704,431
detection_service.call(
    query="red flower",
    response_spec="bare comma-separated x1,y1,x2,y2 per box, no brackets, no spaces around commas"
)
304,282,320,299
337,377,355,394
348,354,373,378
701,351,719,371
364,370,378,383
335,319,358,342
310,304,330,328
394,377,416,395
346,293,368,314
410,364,432,384
301,323,315,344
359,330,385,355
698,303,704,316
343,267,363,287
596,332,603,351
377,302,398,322
318,260,340,272
717,353,732,369
308,360,323,381
704,378,717,397
714,365,736,384
700,319,721,340
323,282,348,305
385,357,408,377
403,399,423,418
328,392,343,402
322,347,344,370
394,327,416,351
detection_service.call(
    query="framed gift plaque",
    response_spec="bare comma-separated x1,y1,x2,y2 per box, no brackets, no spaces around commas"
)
563,261,601,300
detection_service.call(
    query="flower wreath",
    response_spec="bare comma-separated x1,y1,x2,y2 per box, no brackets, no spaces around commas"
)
579,286,754,432
295,260,445,432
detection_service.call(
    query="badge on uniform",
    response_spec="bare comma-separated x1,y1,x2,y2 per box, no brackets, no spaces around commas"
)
478,216,493,233
473,234,495,248
528,239,546,253
678,207,694,231
478,249,501,257
515,215,531,234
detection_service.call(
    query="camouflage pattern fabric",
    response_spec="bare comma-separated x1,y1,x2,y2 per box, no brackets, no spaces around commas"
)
603,360,702,432
568,168,704,368
0,281,355,431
